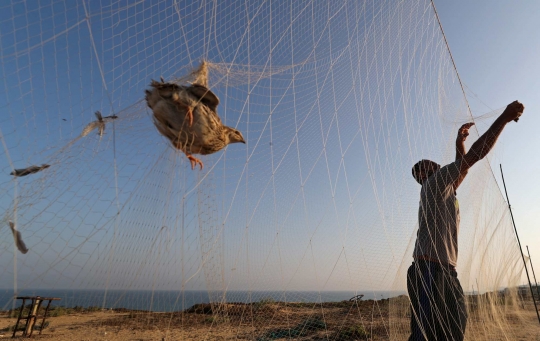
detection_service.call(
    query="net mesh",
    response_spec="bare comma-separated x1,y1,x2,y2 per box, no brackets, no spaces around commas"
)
0,0,537,339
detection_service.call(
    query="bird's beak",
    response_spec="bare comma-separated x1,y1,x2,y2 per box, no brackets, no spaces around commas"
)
241,139,246,144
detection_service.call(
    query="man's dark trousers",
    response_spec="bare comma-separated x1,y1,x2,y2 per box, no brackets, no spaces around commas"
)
407,260,467,341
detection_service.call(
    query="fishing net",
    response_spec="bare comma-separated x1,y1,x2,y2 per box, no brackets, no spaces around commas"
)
0,0,537,339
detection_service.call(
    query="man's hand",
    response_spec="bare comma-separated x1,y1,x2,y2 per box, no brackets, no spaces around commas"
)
455,122,474,161
457,100,524,189
501,100,525,123
457,122,475,142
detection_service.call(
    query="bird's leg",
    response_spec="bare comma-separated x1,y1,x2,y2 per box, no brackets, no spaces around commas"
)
186,154,203,170
185,106,193,127
173,101,194,127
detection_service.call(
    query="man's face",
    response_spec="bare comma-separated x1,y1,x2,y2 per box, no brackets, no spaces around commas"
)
416,160,440,184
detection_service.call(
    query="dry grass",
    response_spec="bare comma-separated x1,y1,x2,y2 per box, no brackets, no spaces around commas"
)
0,297,538,340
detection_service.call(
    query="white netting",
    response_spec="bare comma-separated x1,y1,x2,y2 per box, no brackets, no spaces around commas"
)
0,0,537,340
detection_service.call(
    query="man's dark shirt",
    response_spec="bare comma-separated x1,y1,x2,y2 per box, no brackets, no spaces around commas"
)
413,159,462,267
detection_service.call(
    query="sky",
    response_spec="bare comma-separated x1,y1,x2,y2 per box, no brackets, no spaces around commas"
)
2,0,418,293
435,1,540,274
0,0,536,300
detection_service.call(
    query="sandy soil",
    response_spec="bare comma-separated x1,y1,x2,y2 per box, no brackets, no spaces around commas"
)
0,298,538,340
0,300,388,341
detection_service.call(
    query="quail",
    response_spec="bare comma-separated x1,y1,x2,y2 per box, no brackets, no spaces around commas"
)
145,78,245,170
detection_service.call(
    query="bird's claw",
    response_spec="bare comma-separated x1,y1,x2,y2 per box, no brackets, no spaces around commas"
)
187,155,203,170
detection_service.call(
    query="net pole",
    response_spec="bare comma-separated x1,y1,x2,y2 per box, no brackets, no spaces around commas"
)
12,182,18,312
500,164,540,324
526,246,540,299
0,126,18,310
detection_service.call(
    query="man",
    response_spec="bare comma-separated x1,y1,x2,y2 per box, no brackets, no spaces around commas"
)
407,100,525,341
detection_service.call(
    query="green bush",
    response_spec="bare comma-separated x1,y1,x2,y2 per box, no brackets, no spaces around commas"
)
255,297,276,306
335,324,370,340
299,317,326,331
256,317,326,340
48,306,68,317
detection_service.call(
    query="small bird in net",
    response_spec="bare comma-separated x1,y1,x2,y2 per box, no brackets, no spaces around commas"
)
145,62,245,170
10,164,50,177
80,111,118,137
8,221,28,254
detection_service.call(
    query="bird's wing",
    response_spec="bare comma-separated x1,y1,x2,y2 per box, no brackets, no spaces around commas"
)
208,107,223,128
9,221,28,254
187,85,223,129
81,121,98,137
95,111,103,122
187,84,220,113
152,115,188,153
103,115,118,123
194,104,223,134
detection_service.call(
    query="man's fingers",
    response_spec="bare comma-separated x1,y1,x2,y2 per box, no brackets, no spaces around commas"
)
458,122,474,137
509,100,524,110
504,101,524,122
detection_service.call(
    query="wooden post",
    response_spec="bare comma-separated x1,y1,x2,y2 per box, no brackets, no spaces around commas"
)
12,296,60,337
12,298,25,338
29,298,44,337
39,299,53,335
23,297,37,336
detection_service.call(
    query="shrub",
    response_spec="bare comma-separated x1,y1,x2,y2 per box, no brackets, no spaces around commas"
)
335,324,370,340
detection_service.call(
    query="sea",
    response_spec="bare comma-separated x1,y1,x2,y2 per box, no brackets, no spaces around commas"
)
0,289,405,312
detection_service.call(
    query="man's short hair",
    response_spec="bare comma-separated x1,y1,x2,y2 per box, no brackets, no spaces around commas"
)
412,159,440,184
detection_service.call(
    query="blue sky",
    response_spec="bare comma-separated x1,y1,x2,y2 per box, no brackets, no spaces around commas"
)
0,0,534,300
435,1,540,275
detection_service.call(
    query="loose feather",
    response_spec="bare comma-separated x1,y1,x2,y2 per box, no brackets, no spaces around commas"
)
9,221,28,254
81,111,118,137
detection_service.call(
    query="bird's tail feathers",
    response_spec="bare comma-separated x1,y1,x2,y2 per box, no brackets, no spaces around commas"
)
190,61,209,87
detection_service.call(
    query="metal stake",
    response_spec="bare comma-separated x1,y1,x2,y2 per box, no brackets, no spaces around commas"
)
500,164,540,324
526,246,540,300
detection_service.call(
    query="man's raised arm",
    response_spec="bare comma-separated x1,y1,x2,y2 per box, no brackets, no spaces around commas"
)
459,100,525,180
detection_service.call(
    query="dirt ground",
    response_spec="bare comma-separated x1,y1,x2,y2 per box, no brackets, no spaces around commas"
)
0,300,388,341
0,298,538,340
